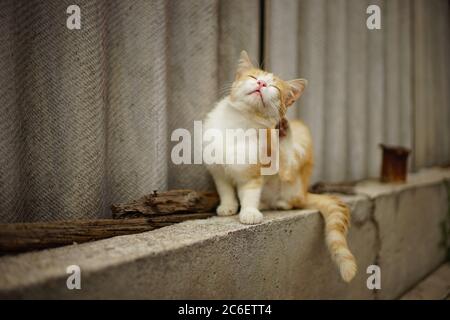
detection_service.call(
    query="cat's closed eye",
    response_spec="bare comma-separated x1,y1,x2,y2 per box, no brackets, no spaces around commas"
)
270,85,281,93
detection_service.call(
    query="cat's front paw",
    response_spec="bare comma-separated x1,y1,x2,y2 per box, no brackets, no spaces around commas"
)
217,203,239,216
239,207,263,224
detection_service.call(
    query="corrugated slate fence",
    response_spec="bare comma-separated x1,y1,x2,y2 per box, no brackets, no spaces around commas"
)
266,0,449,182
0,0,448,222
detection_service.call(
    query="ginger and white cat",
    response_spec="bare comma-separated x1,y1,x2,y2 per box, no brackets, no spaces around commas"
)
203,51,357,282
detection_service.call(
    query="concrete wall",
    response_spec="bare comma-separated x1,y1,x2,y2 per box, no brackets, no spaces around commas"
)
0,168,448,299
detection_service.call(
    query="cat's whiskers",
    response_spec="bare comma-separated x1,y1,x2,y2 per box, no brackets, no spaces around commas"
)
265,96,281,123
217,82,234,98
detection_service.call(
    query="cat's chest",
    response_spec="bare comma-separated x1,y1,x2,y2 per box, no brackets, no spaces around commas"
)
204,106,264,160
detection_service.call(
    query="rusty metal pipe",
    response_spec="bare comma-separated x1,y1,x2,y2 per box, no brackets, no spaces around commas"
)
380,144,411,183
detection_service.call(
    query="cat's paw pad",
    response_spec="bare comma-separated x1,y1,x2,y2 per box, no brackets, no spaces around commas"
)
275,200,293,210
239,207,263,224
217,203,238,216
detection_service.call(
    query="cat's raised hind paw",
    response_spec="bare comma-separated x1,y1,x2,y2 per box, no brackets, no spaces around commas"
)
275,200,293,210
217,203,239,216
239,207,263,224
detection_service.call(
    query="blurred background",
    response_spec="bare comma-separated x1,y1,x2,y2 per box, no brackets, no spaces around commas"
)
0,0,449,222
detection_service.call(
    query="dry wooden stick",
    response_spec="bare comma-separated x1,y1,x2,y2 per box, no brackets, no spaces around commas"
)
0,190,220,254
309,181,356,195
0,212,213,254
111,189,219,218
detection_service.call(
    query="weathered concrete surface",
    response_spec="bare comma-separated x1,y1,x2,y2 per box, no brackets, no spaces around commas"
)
401,263,450,300
0,203,377,299
373,183,448,299
0,168,448,299
356,168,450,299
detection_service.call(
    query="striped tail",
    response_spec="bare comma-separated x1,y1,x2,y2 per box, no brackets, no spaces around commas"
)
305,193,357,282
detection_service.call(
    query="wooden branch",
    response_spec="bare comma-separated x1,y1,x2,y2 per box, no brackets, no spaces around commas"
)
309,182,356,195
111,189,219,218
0,190,220,254
0,213,213,254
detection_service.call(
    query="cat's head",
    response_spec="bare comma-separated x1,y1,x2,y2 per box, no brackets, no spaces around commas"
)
229,50,307,121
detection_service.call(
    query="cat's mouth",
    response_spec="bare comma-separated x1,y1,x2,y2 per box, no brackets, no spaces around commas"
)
249,89,262,96
248,89,266,108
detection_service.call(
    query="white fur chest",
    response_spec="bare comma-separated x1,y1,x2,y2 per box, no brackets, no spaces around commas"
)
203,98,269,181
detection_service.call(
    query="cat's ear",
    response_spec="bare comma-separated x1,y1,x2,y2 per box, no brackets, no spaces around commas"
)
236,50,254,76
285,79,307,106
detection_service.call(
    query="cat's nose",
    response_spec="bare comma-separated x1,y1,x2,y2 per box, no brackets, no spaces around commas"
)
256,80,267,88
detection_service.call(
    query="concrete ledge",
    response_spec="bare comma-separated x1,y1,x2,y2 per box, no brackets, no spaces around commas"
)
401,263,450,300
0,168,449,299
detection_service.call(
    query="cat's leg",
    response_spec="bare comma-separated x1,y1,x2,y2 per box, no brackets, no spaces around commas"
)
237,177,264,224
211,171,239,216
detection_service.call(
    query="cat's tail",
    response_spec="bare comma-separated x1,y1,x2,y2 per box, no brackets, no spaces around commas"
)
304,193,357,282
